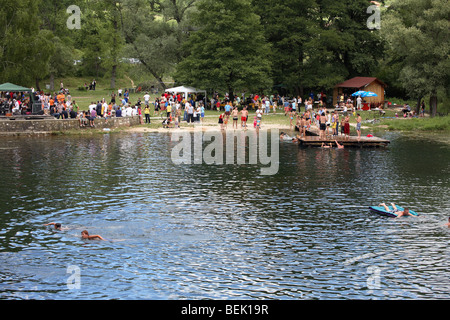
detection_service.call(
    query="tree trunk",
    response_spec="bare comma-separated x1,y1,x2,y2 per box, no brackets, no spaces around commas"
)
110,16,119,90
35,78,41,92
299,84,304,99
110,65,117,89
429,90,437,117
415,96,422,114
50,73,55,91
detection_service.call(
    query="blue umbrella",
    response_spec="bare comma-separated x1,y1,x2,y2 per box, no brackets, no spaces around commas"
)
361,91,378,97
351,90,366,97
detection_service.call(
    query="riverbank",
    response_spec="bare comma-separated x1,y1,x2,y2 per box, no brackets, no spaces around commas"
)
0,116,141,136
1,108,448,136
124,109,450,135
370,115,450,132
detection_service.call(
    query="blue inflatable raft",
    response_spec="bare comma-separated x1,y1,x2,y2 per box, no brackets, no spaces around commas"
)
369,205,419,218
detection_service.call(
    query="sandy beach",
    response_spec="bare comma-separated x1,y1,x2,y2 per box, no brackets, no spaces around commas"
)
125,123,291,133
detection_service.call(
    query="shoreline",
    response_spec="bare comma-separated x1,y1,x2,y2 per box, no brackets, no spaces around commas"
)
0,110,448,137
124,122,291,134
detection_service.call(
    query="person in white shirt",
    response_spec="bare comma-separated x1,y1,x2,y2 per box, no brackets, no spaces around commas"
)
356,96,362,110
193,104,198,122
265,99,270,114
144,92,150,106
102,101,108,117
89,102,96,112
126,105,133,117
12,100,20,114
187,102,194,123
256,106,263,119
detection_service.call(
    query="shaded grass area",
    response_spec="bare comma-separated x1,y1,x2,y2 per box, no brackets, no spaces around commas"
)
379,116,450,131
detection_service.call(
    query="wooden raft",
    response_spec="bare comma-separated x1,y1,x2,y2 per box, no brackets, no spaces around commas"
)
297,127,390,148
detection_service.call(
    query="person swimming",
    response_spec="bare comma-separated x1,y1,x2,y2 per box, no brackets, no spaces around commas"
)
44,222,63,230
280,132,293,141
81,230,105,240
335,140,344,149
444,217,450,227
379,203,415,218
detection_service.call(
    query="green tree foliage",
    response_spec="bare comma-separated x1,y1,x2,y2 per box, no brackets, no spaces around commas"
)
382,0,449,116
74,0,126,88
253,0,383,96
120,0,197,89
0,0,447,106
174,0,272,95
252,0,316,96
0,0,54,87
37,0,82,90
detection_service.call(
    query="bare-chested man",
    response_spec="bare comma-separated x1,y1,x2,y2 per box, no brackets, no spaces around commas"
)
319,112,327,139
356,113,362,140
231,106,239,129
304,110,311,130
300,116,307,137
240,106,248,129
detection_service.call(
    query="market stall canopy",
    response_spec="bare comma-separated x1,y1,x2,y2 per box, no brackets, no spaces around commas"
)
165,85,206,99
0,82,32,92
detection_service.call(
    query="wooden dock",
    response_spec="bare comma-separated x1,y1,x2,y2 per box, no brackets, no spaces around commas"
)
297,127,390,148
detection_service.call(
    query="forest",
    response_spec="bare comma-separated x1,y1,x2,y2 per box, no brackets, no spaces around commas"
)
0,0,448,114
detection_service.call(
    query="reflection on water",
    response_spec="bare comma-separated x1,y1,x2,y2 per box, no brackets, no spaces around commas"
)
0,131,449,299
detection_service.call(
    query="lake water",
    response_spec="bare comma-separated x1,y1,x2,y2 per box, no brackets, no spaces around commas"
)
0,130,449,300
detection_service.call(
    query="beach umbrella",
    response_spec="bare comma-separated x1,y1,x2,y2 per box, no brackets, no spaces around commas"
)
361,91,377,97
351,90,366,97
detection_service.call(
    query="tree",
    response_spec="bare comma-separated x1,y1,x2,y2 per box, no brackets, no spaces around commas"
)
73,0,126,88
119,0,197,90
96,0,126,89
252,0,316,96
174,0,272,96
0,0,54,88
382,0,450,116
39,0,79,90
253,0,383,96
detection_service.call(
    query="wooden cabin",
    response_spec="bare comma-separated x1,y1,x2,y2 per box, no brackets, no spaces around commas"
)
333,77,387,107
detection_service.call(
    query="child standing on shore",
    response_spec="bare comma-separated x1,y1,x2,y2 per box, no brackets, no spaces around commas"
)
219,113,224,130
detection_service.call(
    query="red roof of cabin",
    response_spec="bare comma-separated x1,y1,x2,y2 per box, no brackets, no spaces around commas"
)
335,77,386,88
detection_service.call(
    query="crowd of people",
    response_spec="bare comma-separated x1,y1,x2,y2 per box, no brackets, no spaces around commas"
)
0,92,33,115
1,83,367,137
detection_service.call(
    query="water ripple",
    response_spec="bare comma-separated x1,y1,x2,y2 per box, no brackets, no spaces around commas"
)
0,132,448,299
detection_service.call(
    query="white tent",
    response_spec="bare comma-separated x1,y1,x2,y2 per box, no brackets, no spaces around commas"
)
164,85,206,100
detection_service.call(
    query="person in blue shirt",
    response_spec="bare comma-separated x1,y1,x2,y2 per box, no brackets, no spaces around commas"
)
200,104,205,123
224,102,232,124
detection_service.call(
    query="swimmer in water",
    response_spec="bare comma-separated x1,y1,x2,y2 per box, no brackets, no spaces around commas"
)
444,217,450,227
44,222,63,230
335,140,344,149
379,203,415,218
81,230,105,240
